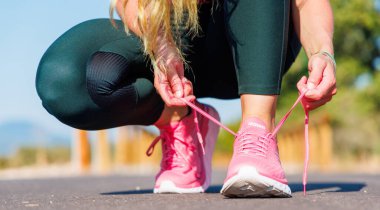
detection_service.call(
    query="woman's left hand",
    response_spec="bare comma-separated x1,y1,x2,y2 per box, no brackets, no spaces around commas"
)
153,57,195,107
297,53,337,111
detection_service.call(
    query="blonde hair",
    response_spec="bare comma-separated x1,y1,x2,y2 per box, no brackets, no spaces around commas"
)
110,0,200,67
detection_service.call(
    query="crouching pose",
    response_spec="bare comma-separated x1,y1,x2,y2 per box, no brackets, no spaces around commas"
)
36,0,336,197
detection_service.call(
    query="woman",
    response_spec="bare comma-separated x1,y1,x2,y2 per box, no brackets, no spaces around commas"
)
36,0,336,197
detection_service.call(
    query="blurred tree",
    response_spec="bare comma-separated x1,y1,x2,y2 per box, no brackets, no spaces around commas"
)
282,0,380,159
5,147,70,168
282,0,380,105
0,157,9,169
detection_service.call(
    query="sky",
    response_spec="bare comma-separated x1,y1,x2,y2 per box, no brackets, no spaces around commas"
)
0,0,241,136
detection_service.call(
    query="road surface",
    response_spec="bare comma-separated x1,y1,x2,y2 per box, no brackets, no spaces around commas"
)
0,172,379,210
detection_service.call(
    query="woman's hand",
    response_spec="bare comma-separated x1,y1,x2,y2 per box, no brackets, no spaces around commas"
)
297,53,337,111
292,0,336,110
153,39,195,107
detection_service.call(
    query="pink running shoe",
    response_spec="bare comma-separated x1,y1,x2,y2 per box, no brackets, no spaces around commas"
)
221,117,291,197
146,102,220,193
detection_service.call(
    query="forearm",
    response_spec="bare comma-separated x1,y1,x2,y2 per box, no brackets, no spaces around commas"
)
292,0,334,58
116,0,142,36
116,0,175,60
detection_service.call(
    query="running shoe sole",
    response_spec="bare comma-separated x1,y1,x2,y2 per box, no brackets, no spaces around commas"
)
221,166,292,198
154,181,205,193
154,105,220,194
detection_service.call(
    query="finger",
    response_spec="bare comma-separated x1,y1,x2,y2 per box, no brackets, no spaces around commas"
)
305,81,336,101
297,76,308,93
182,78,194,97
166,80,195,106
158,83,176,106
305,63,336,100
170,83,195,105
302,95,332,111
154,75,179,106
154,62,189,106
165,85,188,106
302,86,335,105
167,69,184,98
162,82,189,106
307,56,327,89
169,97,189,106
184,95,196,102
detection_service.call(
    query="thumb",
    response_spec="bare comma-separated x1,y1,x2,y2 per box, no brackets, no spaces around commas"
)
167,68,184,98
297,76,308,93
169,59,185,98
307,56,327,89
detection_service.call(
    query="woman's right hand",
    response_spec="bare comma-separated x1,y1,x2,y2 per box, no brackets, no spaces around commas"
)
153,39,195,107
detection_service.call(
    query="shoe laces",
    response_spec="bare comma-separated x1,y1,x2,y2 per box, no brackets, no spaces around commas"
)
236,131,274,157
146,110,205,170
179,89,311,195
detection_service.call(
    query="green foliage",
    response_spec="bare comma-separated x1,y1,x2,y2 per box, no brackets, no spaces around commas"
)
0,157,9,169
1,147,70,169
327,0,380,157
10,147,39,166
280,0,380,158
45,147,71,163
333,0,380,67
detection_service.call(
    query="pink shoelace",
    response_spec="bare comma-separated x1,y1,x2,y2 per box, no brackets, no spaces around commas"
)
237,131,274,157
147,133,196,169
179,89,311,196
146,106,206,169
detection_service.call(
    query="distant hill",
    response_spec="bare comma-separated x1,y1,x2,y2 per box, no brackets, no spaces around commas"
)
0,121,70,156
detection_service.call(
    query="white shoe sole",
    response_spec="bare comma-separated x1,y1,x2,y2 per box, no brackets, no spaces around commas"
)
220,166,292,198
154,105,220,194
154,181,205,194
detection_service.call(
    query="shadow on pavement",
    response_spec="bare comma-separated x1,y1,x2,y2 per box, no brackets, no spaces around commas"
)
100,185,224,195
100,182,366,195
289,182,366,193
101,189,153,195
206,185,223,193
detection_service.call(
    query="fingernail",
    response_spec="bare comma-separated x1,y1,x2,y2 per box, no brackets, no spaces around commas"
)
307,83,316,89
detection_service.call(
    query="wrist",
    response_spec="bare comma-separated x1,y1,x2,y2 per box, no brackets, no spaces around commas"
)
304,35,334,58
311,50,337,71
307,45,334,57
154,35,178,65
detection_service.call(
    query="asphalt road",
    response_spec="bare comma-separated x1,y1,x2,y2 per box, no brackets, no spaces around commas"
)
0,172,379,210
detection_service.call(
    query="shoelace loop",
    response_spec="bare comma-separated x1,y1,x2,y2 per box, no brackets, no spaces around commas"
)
146,132,196,169
179,89,311,195
146,109,206,170
146,135,162,157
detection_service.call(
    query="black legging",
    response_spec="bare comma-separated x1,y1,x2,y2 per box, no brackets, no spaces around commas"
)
35,0,300,130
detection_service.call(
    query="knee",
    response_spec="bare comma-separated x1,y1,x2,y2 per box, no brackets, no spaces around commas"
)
36,57,89,126
86,52,136,109
86,52,115,105
36,58,65,111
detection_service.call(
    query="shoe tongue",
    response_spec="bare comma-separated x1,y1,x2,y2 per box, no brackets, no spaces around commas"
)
239,117,269,135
